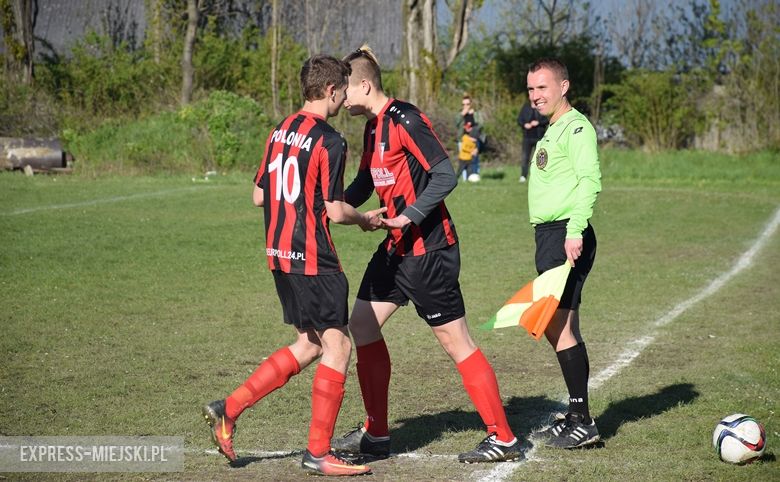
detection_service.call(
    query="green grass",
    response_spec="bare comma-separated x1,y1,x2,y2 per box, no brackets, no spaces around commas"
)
1,149,778,481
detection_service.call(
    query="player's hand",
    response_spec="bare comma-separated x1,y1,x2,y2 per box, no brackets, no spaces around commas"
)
530,120,539,127
564,238,583,267
380,214,411,230
360,207,387,231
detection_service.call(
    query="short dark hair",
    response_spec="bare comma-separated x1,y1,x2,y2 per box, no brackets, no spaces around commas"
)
528,58,569,82
300,54,351,101
343,45,383,91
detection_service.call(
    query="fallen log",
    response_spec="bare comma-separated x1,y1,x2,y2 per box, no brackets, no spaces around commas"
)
0,137,70,172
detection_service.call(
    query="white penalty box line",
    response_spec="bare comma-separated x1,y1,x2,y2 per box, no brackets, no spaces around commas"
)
1,186,209,216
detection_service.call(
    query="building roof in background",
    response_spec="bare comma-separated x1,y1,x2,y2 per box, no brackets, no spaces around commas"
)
1,0,403,66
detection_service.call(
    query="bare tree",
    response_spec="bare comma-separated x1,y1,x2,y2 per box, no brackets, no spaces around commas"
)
146,0,163,63
496,0,593,47
591,47,604,123
605,0,669,69
444,0,475,69
303,0,338,57
405,0,478,106
1,0,35,84
538,0,571,46
270,0,280,116
181,0,199,105
404,0,424,104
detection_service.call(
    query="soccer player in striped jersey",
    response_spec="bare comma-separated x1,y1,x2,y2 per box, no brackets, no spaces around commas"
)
330,46,524,464
525,58,601,449
202,54,385,476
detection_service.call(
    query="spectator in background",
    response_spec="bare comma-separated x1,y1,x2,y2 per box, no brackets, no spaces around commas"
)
456,121,481,182
456,93,484,179
517,100,549,183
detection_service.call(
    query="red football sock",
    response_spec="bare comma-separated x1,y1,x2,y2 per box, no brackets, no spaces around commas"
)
356,339,391,437
225,346,300,419
457,349,515,443
307,364,346,457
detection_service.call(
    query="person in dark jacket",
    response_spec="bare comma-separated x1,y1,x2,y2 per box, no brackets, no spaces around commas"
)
517,100,549,183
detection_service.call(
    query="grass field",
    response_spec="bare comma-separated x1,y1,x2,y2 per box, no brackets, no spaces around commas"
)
1,149,779,481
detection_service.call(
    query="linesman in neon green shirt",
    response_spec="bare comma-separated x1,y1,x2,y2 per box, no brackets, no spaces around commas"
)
526,58,602,449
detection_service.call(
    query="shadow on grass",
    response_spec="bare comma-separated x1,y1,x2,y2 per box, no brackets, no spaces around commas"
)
390,395,562,453
597,382,699,440
231,383,699,466
479,170,506,180
759,452,776,463
229,449,302,468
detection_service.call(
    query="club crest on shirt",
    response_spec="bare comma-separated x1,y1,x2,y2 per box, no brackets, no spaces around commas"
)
536,147,548,170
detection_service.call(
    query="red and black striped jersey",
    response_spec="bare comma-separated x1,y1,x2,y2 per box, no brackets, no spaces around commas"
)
357,99,458,256
254,111,347,275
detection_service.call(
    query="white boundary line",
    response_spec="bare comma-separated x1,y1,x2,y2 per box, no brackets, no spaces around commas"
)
1,186,207,216
590,205,780,390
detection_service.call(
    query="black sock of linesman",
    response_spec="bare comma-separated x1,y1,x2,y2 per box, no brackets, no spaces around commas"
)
556,343,591,424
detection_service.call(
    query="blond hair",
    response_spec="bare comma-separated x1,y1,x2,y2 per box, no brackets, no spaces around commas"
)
343,45,383,91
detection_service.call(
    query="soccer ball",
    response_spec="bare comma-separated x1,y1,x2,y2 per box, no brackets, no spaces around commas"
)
712,413,766,464
467,173,481,182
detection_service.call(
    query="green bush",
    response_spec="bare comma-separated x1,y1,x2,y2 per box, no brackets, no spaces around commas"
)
65,90,274,174
604,70,709,151
179,90,272,169
36,31,179,121
0,73,59,136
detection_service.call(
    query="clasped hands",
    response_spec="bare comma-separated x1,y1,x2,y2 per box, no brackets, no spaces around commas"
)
359,208,411,232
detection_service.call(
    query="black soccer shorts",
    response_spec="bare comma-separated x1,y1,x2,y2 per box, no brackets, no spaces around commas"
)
356,243,466,326
534,219,597,310
272,271,349,330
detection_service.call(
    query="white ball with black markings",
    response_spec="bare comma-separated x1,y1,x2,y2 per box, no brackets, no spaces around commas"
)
712,413,766,464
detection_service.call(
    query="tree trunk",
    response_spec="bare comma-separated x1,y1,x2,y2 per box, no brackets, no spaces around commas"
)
147,0,162,64
404,0,436,108
181,0,199,106
270,0,280,117
404,0,420,104
304,0,336,57
1,0,35,84
420,0,436,108
591,49,603,125
539,0,569,47
444,0,472,70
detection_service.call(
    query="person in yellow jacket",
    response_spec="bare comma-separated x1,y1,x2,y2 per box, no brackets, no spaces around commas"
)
456,121,481,182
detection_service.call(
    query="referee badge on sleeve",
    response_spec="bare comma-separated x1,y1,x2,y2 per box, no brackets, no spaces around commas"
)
536,147,548,170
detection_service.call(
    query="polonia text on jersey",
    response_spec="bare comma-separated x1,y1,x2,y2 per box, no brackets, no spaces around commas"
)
266,248,306,261
271,128,313,152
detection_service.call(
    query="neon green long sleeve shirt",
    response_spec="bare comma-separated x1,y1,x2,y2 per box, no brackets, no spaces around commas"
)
528,108,601,238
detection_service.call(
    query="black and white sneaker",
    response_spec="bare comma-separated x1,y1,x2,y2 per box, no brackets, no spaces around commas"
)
331,424,391,458
545,412,600,449
532,412,567,443
458,433,525,463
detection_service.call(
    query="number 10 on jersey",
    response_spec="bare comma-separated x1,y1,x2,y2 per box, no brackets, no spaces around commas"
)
268,153,301,203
